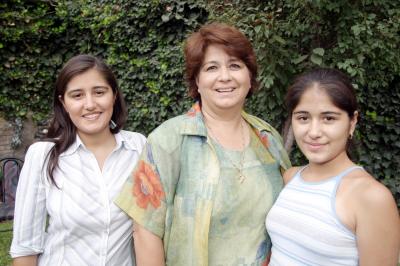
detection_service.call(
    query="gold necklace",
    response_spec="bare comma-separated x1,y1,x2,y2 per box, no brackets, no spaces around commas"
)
205,119,247,183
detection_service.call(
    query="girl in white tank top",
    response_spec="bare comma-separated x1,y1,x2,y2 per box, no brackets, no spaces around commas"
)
266,68,399,265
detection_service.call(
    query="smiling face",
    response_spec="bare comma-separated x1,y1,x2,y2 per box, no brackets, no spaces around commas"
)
292,85,357,166
61,68,115,140
196,44,251,114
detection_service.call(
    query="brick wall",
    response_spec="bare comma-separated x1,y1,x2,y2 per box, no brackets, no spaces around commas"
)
0,117,14,158
0,115,37,160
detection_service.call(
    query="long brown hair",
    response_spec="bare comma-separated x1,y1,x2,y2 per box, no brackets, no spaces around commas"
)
46,54,127,186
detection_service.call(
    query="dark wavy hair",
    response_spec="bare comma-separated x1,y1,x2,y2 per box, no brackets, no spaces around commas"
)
184,22,259,100
46,54,127,186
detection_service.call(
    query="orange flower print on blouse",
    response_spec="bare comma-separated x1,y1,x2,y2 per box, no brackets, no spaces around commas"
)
132,160,165,209
261,253,271,266
255,130,269,149
187,102,201,117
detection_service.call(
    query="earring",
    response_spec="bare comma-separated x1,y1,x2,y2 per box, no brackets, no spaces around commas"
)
109,120,117,130
349,133,353,140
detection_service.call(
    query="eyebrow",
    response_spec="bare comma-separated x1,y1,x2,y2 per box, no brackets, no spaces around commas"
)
202,58,241,66
66,86,109,93
293,111,342,115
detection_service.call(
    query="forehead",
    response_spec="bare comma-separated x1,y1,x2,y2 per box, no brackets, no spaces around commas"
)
65,68,109,91
294,86,342,112
203,44,239,61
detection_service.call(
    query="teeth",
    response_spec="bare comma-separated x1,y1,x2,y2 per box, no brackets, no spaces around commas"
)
216,88,234,92
83,113,100,119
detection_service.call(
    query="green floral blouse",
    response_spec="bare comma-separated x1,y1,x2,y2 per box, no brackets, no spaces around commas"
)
115,103,291,266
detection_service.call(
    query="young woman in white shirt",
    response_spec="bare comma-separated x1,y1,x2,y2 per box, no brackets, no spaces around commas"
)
266,68,399,266
10,54,146,266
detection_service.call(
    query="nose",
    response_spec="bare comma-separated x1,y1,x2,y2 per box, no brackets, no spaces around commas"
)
308,120,322,139
218,66,232,81
84,95,96,110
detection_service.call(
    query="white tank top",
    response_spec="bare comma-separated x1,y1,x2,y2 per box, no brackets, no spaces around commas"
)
266,166,361,266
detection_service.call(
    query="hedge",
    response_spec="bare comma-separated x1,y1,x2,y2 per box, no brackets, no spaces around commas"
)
1,0,399,206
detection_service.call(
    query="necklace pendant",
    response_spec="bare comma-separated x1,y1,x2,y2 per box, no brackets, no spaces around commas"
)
238,173,245,183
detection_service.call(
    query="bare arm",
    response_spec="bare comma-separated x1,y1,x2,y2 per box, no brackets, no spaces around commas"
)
356,181,400,266
133,222,165,266
13,255,38,266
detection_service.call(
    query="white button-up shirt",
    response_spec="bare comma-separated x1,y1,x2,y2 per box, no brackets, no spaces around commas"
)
10,130,146,266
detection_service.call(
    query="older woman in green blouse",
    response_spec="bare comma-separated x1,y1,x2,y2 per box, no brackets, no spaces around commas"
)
115,23,290,266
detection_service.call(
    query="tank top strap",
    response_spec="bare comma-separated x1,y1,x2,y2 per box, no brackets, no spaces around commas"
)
336,165,363,182
290,165,308,182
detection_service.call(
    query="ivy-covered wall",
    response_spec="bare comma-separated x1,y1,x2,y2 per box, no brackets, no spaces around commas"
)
1,0,399,206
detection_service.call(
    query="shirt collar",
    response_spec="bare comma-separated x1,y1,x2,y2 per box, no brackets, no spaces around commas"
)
114,130,141,151
61,131,138,157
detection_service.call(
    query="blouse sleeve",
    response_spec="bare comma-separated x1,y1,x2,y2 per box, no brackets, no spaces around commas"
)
115,128,181,238
9,142,50,258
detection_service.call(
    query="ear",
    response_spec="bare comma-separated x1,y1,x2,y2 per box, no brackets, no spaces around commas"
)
59,95,67,110
349,110,358,136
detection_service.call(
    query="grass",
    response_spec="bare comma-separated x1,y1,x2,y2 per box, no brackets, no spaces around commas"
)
0,220,12,266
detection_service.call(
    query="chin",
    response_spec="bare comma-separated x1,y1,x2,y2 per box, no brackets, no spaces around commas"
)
304,154,329,165
78,126,110,136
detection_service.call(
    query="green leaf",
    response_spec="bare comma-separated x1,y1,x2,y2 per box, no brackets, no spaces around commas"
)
310,54,322,65
292,54,308,64
351,25,361,36
312,47,325,56
161,14,170,22
272,35,286,45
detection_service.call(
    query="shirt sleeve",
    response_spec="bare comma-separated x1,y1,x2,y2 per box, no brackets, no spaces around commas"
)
115,130,181,238
9,142,50,258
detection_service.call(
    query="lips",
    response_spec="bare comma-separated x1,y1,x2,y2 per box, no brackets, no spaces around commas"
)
305,141,325,151
82,112,101,120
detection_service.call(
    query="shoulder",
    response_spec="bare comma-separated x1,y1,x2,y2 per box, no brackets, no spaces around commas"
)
344,170,398,216
283,166,302,185
147,114,189,150
343,170,400,249
243,112,285,147
26,141,54,156
153,114,189,133
243,112,278,134
120,130,146,146
21,141,55,171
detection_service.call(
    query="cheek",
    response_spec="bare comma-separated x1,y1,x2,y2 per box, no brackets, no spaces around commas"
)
329,124,350,139
196,75,206,91
291,121,304,137
62,100,76,114
104,97,116,113
244,73,251,88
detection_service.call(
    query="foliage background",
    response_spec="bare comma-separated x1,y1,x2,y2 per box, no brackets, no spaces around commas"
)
1,0,399,212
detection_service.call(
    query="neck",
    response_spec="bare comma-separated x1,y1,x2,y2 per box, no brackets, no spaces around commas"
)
306,151,355,180
202,106,250,150
78,129,116,151
200,99,245,121
201,104,243,130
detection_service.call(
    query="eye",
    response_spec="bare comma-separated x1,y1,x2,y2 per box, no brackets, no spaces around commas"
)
205,65,218,71
229,63,242,70
294,115,309,122
323,116,337,122
70,92,83,99
94,89,106,96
